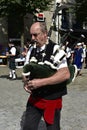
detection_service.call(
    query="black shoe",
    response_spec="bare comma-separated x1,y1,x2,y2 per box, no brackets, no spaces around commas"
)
84,66,87,69
7,76,12,79
12,78,16,80
10,77,17,80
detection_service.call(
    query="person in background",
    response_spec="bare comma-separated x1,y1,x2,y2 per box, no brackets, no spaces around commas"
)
22,22,70,130
73,42,83,76
6,40,17,80
81,42,86,67
84,43,87,69
62,41,72,65
21,39,33,66
21,43,30,57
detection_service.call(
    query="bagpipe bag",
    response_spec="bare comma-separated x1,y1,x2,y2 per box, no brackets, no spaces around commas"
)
22,62,76,85
22,62,77,99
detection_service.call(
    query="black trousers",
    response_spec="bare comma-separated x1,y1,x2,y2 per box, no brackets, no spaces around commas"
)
22,103,61,130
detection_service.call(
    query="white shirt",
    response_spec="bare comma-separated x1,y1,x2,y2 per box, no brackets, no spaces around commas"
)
10,46,16,55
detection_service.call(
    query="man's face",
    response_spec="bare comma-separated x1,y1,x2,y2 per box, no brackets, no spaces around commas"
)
30,23,47,47
8,43,12,47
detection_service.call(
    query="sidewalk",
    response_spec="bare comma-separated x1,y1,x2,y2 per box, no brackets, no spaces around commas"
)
0,66,87,130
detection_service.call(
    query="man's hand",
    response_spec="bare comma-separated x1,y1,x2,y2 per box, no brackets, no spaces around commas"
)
22,75,32,93
6,52,9,56
23,78,43,93
23,81,32,93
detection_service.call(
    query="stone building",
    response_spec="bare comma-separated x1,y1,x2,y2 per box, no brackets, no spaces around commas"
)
44,0,76,44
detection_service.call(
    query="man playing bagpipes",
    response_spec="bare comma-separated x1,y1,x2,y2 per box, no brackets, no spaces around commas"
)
22,22,71,130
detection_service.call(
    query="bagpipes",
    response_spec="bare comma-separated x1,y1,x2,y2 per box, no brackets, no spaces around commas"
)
22,60,77,85
22,39,77,86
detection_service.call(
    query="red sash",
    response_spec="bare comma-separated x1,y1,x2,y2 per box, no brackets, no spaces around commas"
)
29,95,62,124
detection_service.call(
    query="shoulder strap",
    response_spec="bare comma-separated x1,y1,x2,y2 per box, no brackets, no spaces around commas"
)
44,40,55,61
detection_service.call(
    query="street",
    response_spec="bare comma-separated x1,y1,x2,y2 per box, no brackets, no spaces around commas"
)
0,66,87,130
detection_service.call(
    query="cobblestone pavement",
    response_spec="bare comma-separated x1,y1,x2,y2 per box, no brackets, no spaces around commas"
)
0,66,87,130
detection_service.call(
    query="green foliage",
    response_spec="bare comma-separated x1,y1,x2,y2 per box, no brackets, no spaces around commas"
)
0,0,53,17
0,0,53,41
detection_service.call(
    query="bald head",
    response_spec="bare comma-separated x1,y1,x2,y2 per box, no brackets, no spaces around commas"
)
30,22,48,47
30,22,48,34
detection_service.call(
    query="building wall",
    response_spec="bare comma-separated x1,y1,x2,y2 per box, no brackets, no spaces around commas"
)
44,0,76,44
